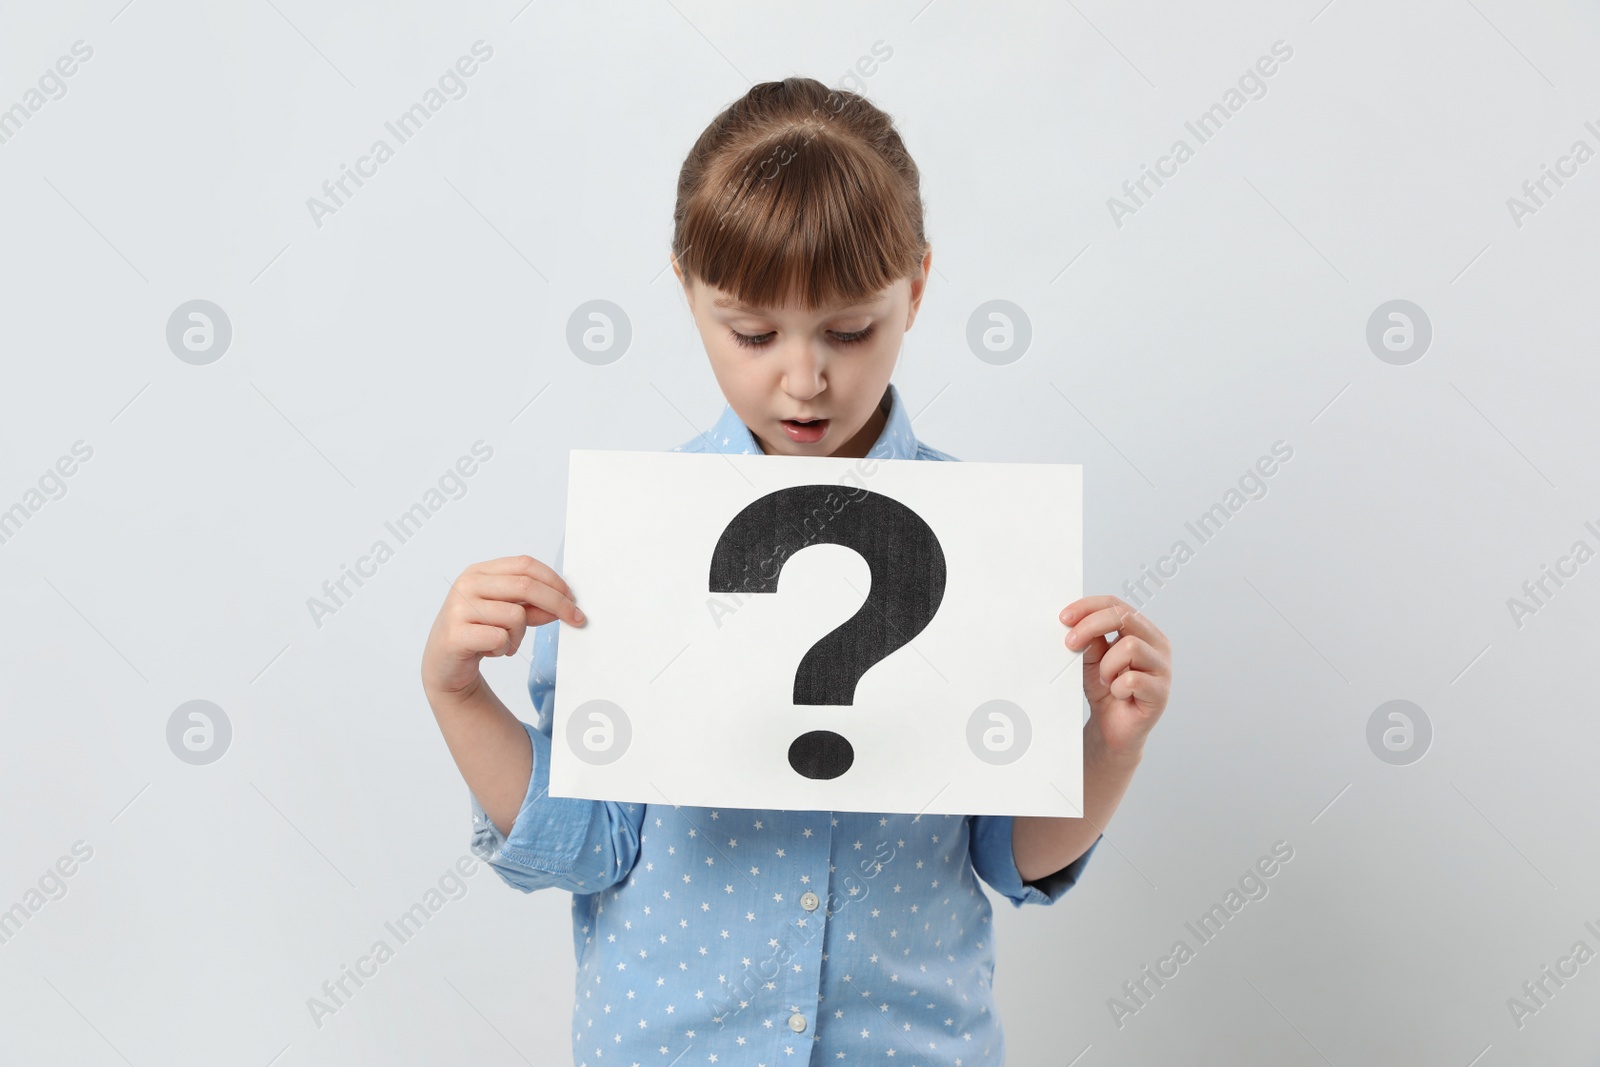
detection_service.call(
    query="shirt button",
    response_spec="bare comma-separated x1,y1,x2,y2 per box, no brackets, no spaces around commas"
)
800,891,819,911
788,1012,807,1033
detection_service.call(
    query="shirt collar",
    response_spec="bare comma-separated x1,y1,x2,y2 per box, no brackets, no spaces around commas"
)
699,382,920,460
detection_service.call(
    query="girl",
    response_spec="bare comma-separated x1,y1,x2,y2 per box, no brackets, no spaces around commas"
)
422,76,1172,1064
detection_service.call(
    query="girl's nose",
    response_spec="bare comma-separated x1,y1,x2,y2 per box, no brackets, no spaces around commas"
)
780,342,826,400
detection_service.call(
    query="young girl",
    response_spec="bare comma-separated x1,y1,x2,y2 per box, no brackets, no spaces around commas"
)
422,76,1172,1064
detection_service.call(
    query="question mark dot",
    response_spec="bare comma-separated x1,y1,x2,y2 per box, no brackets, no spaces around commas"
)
789,729,854,780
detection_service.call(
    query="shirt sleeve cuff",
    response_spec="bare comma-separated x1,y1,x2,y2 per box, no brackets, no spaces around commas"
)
969,814,1102,908
468,719,613,893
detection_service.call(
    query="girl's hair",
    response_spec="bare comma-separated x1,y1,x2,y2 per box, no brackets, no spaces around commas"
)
672,76,927,313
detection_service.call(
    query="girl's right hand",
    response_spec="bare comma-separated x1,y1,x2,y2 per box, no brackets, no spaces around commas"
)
421,554,585,704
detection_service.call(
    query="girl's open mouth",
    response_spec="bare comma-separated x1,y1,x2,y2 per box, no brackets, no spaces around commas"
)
780,418,829,443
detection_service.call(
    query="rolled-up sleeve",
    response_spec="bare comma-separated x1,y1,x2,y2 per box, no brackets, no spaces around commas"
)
469,719,645,895
967,814,1100,908
468,554,646,895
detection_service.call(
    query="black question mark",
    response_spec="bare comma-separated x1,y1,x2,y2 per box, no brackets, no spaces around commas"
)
708,484,947,780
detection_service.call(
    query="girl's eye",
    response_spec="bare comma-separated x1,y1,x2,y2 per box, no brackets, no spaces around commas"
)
729,329,775,348
727,326,875,349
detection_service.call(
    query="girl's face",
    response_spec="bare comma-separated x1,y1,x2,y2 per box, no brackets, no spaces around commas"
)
674,246,931,459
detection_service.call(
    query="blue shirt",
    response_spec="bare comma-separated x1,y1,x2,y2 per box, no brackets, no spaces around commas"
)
469,381,1100,1065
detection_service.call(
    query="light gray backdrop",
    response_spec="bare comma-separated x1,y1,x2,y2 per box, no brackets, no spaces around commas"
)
2,0,1597,1063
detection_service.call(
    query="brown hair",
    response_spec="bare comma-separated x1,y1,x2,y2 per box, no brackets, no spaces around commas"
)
672,76,927,313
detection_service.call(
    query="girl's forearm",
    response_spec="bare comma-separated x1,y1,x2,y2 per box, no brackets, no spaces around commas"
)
1012,725,1142,883
426,674,533,837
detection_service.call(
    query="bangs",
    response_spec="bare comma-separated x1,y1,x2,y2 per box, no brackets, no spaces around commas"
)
675,121,926,313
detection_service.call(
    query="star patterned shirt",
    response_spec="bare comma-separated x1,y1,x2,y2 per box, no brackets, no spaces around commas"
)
469,381,1101,1065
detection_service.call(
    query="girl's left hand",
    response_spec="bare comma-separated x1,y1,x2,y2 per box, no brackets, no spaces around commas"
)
1060,595,1172,758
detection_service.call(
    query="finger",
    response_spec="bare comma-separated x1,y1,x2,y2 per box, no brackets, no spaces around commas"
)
451,595,530,649
475,554,575,602
1063,596,1165,650
461,572,583,626
456,621,518,657
1096,635,1169,688
1108,668,1168,709
1063,605,1126,649
1099,597,1169,651
1063,597,1141,634
1061,595,1119,623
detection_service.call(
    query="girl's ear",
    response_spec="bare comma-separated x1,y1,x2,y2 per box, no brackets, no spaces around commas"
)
671,256,696,308
905,243,933,327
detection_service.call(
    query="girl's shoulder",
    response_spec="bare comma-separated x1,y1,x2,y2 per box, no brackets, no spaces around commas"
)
916,442,960,463
668,433,958,461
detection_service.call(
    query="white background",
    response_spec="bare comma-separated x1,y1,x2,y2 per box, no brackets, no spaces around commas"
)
550,450,1083,816
1,0,1598,1063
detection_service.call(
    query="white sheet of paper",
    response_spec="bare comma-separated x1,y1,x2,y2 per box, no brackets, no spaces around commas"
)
547,449,1083,817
